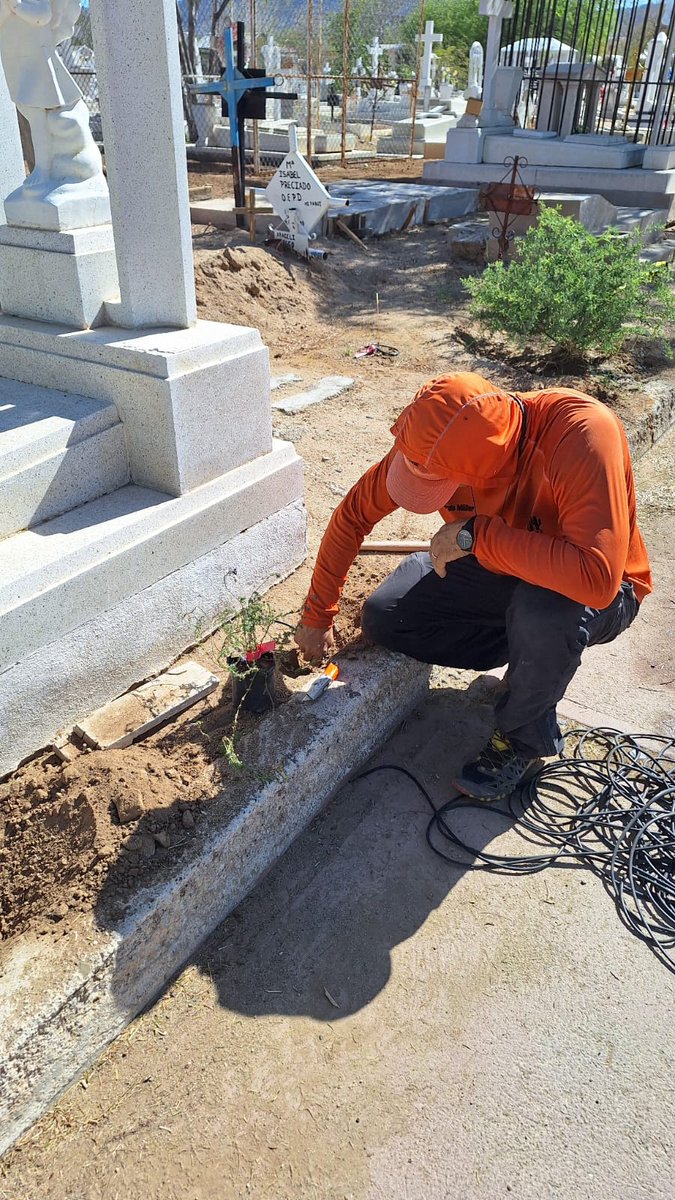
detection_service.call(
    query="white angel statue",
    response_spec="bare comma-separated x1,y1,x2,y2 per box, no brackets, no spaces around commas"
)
0,0,107,221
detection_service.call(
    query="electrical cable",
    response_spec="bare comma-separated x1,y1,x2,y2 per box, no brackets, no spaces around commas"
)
354,728,675,972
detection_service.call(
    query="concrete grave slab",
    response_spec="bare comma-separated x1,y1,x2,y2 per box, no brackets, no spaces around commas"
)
423,160,675,217
483,132,645,170
327,181,479,236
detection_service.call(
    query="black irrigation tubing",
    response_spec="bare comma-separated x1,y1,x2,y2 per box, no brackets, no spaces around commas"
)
354,728,675,973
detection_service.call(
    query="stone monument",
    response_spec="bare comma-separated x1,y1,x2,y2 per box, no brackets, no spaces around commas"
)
444,0,522,162
262,34,282,121
466,41,484,100
642,31,668,112
0,0,109,231
416,19,443,112
0,0,306,776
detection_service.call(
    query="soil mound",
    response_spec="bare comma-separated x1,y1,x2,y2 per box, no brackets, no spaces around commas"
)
195,245,321,347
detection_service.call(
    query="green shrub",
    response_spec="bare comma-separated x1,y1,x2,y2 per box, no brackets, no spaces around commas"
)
464,206,675,360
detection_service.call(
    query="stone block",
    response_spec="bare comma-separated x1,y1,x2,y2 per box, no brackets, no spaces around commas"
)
0,494,307,778
642,144,675,170
447,221,489,262
75,662,220,749
0,318,274,496
614,207,669,243
0,225,120,330
0,423,130,539
0,381,120,477
0,439,303,672
443,126,511,164
483,133,645,169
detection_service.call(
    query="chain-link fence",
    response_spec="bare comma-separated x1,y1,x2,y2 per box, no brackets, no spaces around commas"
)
182,0,433,170
62,2,475,172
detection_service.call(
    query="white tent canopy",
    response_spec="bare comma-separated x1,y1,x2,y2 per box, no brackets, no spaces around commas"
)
500,38,579,68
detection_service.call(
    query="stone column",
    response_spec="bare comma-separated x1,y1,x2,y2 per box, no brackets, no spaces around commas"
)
0,69,25,225
479,0,513,125
89,0,197,330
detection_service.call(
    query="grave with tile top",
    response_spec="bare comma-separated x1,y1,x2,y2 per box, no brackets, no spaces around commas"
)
0,0,306,778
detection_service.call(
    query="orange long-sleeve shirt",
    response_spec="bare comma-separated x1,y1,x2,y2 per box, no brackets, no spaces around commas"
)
302,385,652,630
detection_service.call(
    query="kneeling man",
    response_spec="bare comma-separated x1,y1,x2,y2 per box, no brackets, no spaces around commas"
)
295,373,651,801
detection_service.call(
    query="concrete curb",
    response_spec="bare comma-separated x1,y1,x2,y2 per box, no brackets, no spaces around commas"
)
0,650,431,1157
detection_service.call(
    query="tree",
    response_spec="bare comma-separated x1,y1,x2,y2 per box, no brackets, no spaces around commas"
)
325,0,407,77
401,0,487,64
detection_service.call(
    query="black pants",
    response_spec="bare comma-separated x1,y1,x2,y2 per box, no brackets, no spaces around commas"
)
361,554,639,758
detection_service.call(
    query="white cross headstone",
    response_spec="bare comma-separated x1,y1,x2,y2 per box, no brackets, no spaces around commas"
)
265,123,333,259
479,0,513,123
368,36,384,79
416,20,443,112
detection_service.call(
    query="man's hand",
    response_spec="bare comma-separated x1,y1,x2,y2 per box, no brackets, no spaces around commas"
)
295,621,336,664
429,521,472,578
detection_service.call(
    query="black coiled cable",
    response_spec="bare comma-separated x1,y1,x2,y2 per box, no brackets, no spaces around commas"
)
355,728,675,972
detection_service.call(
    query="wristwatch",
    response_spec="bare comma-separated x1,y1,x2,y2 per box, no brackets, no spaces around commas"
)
456,517,476,554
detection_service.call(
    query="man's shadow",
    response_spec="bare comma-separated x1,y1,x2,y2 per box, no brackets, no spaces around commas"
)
91,676,516,1022
105,677,519,1022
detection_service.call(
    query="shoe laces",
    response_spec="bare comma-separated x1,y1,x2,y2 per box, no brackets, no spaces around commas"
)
477,730,518,771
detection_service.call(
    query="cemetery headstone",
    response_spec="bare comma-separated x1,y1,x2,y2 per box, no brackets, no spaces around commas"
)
466,41,484,100
262,35,282,121
416,20,443,112
0,0,109,231
264,123,338,258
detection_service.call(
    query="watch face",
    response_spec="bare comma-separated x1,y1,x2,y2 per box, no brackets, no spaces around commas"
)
457,528,474,551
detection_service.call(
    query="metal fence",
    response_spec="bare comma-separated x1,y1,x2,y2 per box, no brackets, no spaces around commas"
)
181,0,432,170
63,1,461,171
501,0,675,145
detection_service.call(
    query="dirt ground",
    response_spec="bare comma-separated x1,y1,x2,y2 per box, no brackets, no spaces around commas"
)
1,181,673,961
1,426,673,1200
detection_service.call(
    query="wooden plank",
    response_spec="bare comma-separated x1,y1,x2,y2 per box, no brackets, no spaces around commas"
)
359,540,430,554
335,217,370,252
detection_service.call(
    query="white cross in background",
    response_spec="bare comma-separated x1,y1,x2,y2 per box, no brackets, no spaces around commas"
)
479,0,513,118
368,36,384,77
416,20,443,110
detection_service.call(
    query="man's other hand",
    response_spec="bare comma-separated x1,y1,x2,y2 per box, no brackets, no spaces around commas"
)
430,521,471,578
295,621,336,664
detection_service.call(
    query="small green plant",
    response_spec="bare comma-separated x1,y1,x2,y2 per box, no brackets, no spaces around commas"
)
213,593,296,770
464,206,675,362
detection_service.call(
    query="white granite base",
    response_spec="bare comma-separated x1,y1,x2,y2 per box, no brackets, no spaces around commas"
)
443,126,513,164
0,471,306,777
483,133,645,169
0,224,120,329
0,317,275,496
